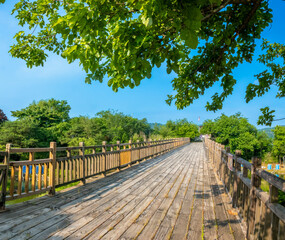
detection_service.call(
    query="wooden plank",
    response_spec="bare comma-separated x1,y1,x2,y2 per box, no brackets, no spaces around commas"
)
236,157,252,170
152,151,196,239
2,145,181,220
262,205,272,239
38,164,42,190
17,166,22,195
253,197,262,239
28,148,184,239
10,159,51,166
135,153,193,240
6,188,51,201
208,166,234,240
2,144,184,238
4,163,166,238
278,220,285,240
55,161,59,186
171,164,198,239
203,152,218,240
100,154,189,240
256,169,285,192
24,165,29,194
32,164,36,192
60,161,64,184
10,148,52,153
186,157,204,239
84,150,189,239
44,163,47,189
258,201,266,239
2,143,244,240
9,166,15,197
88,148,190,240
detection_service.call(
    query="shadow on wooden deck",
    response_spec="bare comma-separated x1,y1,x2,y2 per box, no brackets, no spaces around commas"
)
0,143,246,240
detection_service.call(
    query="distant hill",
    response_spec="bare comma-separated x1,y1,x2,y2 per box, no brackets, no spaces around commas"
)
258,128,274,138
258,125,285,139
149,122,163,129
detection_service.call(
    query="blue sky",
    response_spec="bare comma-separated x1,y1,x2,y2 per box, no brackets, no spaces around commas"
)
0,1,284,128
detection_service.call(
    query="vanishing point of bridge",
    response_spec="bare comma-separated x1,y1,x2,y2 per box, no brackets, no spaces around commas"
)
0,143,245,240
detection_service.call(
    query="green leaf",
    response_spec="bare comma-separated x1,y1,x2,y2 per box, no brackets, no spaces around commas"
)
181,30,198,49
141,16,153,27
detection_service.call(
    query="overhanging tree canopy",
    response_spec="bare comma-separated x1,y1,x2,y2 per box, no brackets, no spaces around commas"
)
2,0,284,125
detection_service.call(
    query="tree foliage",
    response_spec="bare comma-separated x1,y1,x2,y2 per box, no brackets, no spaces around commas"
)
11,98,71,128
201,113,272,160
0,109,8,124
0,120,50,148
2,0,283,125
153,119,199,140
0,99,169,148
60,110,151,145
272,126,285,161
0,99,197,149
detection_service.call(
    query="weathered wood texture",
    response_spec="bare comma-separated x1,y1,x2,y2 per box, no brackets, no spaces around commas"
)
204,137,285,240
1,138,189,209
0,143,244,240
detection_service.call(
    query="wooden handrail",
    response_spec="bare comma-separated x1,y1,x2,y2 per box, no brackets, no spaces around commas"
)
10,147,52,153
256,169,285,192
0,137,190,210
203,137,285,239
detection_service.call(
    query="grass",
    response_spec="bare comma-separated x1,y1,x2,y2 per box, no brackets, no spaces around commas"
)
260,179,269,192
260,178,285,207
6,181,80,206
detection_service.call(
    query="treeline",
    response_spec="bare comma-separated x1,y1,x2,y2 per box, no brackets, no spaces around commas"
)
201,113,285,163
151,120,199,140
0,99,199,150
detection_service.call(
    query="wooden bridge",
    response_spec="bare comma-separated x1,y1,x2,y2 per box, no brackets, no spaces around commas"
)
0,139,284,239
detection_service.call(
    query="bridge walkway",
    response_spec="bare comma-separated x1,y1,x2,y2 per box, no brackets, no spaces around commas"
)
0,143,245,239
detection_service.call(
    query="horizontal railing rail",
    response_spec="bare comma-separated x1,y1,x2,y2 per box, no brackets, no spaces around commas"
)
203,137,285,240
0,137,190,211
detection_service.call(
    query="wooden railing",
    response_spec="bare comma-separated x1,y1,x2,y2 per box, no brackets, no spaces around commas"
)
204,137,285,240
0,138,190,210
0,151,8,211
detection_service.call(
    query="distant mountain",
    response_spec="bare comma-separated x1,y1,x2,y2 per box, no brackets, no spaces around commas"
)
149,122,163,129
258,128,274,138
258,125,285,139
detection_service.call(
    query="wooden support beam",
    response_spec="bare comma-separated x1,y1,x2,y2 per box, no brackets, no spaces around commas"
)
232,150,241,208
79,142,86,185
116,141,120,171
49,142,56,196
247,156,261,240
0,143,11,211
102,141,107,176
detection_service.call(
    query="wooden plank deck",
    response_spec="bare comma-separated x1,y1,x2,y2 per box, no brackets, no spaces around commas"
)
0,143,245,240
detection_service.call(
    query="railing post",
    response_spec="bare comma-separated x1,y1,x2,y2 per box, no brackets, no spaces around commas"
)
232,150,241,208
128,140,132,167
116,141,120,171
242,154,250,221
79,142,86,184
217,143,221,177
67,149,72,182
147,139,151,159
1,144,11,211
110,145,113,170
102,141,107,176
225,147,231,192
49,142,56,196
136,140,140,163
211,141,214,164
269,183,279,240
247,156,261,240
29,152,36,192
221,146,230,184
